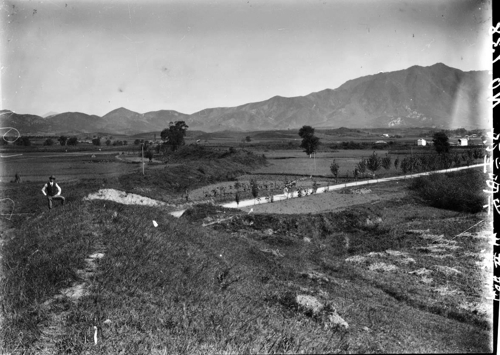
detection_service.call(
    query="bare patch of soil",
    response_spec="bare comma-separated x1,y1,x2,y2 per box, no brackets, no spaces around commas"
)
83,188,170,206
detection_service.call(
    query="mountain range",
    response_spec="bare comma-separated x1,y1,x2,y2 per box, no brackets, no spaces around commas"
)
0,63,490,135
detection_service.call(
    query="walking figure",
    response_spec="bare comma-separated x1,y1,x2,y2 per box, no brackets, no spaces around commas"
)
14,172,21,183
41,175,65,209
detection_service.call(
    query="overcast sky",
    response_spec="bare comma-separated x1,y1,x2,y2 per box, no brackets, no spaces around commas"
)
1,0,492,117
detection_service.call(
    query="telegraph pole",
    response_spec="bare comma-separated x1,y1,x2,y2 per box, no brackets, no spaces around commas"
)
141,143,145,175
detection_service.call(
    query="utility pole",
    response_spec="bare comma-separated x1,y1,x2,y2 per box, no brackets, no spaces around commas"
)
141,143,145,175
310,150,316,176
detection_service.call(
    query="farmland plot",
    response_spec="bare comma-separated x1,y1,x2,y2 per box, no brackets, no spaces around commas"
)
0,153,137,182
253,149,398,178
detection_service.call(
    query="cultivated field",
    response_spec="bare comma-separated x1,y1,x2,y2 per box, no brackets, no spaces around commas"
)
0,152,138,183
253,149,394,177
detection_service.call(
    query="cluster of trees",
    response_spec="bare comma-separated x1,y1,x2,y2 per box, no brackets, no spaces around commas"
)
324,131,484,181
161,121,189,152
110,140,128,146
8,135,135,147
4,135,79,147
135,121,189,162
90,137,128,146
434,127,486,138
330,147,485,181
15,136,32,146
352,152,388,178
41,136,78,146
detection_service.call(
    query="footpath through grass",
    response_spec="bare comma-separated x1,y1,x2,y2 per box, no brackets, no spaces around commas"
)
1,188,350,353
0,166,492,353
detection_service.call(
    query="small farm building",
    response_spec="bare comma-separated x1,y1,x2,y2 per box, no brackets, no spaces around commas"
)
458,138,468,146
417,139,427,146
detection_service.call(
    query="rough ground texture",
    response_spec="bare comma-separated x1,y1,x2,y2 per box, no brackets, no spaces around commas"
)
2,174,493,354
181,183,493,352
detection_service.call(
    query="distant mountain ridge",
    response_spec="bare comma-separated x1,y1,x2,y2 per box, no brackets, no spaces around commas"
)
185,63,489,131
1,63,490,135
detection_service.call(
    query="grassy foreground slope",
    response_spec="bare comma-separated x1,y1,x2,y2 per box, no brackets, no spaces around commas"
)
0,162,492,353
1,191,350,353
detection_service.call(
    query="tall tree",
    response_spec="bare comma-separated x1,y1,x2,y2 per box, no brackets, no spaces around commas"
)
330,159,339,182
432,131,450,154
366,151,381,177
67,136,78,146
381,154,392,170
58,136,68,146
357,158,367,174
298,125,320,157
161,121,189,151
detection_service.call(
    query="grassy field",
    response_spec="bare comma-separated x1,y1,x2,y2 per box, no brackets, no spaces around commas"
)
0,139,493,353
253,150,392,178
0,153,139,183
0,171,492,353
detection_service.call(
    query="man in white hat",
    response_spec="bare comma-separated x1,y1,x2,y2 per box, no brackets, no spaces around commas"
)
41,175,65,209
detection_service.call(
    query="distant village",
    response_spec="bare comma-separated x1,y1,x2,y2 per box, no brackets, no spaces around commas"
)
374,132,485,147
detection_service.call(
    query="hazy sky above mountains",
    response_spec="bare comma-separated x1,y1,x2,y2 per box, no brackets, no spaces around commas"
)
1,0,491,117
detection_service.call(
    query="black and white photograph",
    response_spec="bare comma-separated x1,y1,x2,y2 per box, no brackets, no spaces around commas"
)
0,0,495,353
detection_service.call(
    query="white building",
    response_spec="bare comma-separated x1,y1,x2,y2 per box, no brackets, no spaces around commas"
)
417,138,427,146
458,138,468,146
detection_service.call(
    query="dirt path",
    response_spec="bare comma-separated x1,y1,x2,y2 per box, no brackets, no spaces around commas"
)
31,218,106,353
222,164,484,211
115,155,164,164
238,187,404,214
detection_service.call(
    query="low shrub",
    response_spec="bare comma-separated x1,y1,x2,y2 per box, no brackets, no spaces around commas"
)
409,169,486,213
